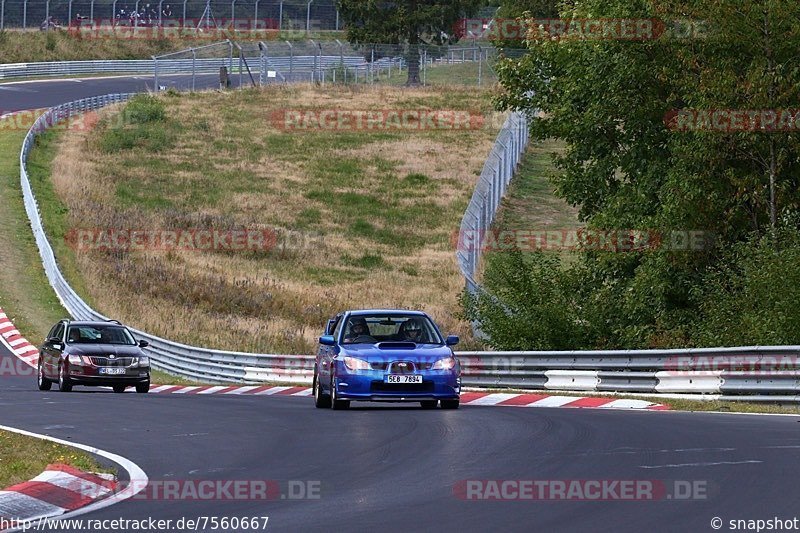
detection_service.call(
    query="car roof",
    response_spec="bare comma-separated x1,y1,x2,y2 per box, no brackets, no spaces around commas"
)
345,309,428,317
65,321,128,327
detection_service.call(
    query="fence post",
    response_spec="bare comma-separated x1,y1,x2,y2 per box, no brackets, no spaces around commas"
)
45,0,49,30
286,40,293,75
153,55,159,92
477,45,482,86
134,0,139,28
182,0,187,26
111,0,116,26
68,0,73,27
278,0,283,30
253,0,258,30
90,0,94,21
229,40,234,72
306,0,312,35
191,48,196,91
335,9,338,30
157,0,162,25
0,0,4,31
231,0,236,28
22,0,26,29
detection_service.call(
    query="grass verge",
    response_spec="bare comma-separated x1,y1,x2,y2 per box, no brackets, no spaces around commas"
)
0,118,68,344
0,429,112,488
30,85,498,354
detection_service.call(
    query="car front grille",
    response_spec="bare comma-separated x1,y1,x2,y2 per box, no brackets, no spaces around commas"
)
88,356,135,367
370,381,434,393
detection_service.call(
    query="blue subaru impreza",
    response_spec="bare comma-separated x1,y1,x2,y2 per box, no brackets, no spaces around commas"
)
313,310,461,410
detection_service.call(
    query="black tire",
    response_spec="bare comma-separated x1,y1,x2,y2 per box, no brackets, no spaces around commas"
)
440,399,460,409
58,362,72,392
313,372,331,408
113,384,127,394
136,382,150,394
420,400,438,409
37,359,52,391
330,375,350,410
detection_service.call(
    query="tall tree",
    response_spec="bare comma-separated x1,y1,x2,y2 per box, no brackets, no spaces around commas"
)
337,0,485,86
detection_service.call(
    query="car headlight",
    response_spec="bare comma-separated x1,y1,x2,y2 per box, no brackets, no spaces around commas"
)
343,356,370,371
139,356,150,367
67,354,83,365
432,356,456,370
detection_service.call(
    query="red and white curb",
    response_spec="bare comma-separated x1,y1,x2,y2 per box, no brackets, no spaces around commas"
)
0,309,39,369
147,385,668,410
0,425,148,533
0,464,116,530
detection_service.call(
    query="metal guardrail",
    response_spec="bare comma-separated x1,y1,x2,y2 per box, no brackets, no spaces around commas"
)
458,348,800,401
0,55,390,80
18,96,800,400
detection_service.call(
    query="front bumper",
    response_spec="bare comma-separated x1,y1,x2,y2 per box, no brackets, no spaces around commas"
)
334,369,460,402
69,366,150,385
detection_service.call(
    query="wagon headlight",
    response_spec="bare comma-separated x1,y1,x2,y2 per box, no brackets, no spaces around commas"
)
68,354,84,365
139,356,150,367
432,356,456,370
343,356,370,371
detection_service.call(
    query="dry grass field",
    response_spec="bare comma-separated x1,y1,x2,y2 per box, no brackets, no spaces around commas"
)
38,84,501,353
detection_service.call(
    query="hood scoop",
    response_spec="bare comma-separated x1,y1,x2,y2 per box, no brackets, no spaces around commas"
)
377,342,417,350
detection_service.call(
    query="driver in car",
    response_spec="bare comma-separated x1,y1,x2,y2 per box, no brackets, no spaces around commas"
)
345,317,370,341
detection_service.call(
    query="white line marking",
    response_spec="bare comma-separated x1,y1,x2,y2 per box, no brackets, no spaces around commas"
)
527,395,584,408
464,393,520,406
225,386,259,395
255,386,292,395
196,386,227,395
639,460,763,469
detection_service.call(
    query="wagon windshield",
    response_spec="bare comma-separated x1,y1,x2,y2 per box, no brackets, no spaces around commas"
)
67,325,137,345
341,315,443,344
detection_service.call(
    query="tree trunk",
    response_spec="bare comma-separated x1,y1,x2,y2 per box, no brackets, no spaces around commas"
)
406,43,421,86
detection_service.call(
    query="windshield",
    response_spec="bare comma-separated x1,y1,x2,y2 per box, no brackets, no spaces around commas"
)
67,325,137,345
341,314,442,344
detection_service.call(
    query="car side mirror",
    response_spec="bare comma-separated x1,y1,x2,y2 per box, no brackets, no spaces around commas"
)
47,336,61,345
138,339,149,348
445,335,459,346
319,335,336,346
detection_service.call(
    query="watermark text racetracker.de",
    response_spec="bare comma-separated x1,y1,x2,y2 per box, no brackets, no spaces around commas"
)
0,356,36,377
64,227,322,253
452,229,713,253
454,479,709,501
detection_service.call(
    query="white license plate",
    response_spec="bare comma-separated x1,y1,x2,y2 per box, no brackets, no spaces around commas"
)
99,368,126,375
386,374,422,384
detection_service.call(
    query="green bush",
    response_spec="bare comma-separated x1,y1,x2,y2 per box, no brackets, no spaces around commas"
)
97,95,173,153
691,229,800,346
